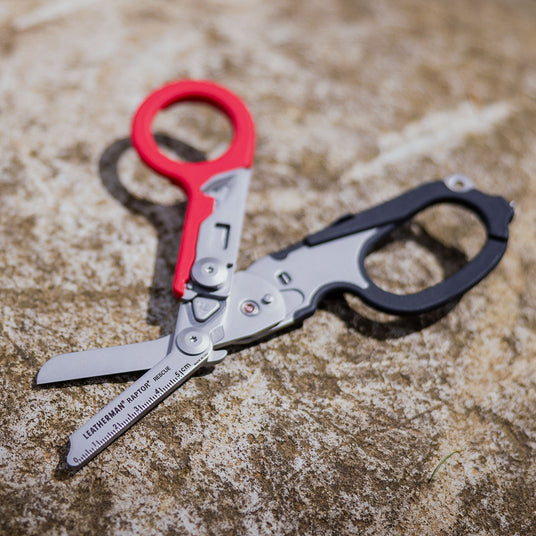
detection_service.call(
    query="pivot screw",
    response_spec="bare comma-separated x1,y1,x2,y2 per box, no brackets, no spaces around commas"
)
191,257,228,289
240,300,260,316
176,329,210,355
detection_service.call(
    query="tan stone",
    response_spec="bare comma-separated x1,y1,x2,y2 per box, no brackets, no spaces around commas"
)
1,0,535,534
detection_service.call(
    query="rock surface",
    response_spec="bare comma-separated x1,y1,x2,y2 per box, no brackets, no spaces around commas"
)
1,0,536,534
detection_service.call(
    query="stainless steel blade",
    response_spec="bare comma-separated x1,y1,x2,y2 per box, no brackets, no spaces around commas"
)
57,168,253,468
66,346,210,468
36,336,172,384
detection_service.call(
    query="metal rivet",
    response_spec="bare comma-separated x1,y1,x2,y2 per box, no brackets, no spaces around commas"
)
445,174,474,193
261,294,274,305
240,300,260,316
191,257,227,289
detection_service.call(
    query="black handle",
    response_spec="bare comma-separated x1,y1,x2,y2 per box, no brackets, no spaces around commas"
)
357,235,508,315
305,179,511,246
296,177,514,317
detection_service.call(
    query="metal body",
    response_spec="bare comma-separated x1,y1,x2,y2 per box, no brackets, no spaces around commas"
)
36,81,514,469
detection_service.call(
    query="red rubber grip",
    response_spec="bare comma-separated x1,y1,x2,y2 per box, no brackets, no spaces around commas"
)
131,80,255,298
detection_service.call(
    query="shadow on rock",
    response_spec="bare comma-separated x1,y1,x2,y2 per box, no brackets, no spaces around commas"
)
53,441,78,481
98,134,205,336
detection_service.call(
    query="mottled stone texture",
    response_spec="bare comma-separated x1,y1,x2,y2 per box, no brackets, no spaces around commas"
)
1,0,535,534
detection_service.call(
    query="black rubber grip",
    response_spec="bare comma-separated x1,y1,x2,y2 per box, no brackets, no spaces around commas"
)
290,180,514,317
304,181,511,245
355,231,508,315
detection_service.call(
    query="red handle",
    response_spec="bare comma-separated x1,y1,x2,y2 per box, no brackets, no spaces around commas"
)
131,80,255,298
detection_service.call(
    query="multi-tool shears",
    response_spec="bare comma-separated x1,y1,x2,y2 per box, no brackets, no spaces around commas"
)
37,80,514,469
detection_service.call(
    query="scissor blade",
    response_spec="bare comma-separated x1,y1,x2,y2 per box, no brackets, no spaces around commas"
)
66,346,210,468
36,336,172,384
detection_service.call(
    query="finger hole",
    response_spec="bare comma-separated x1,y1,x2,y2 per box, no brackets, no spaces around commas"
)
364,204,487,295
152,101,234,164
